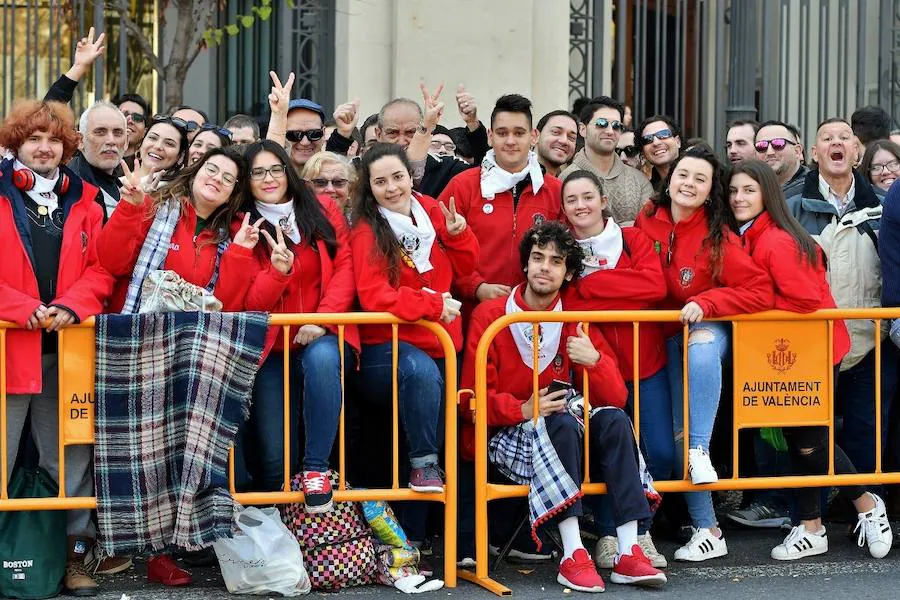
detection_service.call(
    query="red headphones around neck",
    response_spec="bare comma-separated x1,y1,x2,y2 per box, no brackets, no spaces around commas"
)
12,168,69,195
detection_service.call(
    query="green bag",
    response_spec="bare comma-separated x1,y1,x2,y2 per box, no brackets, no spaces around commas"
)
760,427,789,452
0,468,67,599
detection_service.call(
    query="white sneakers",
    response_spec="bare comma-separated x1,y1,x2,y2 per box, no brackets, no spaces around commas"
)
854,492,893,559
688,446,719,484
637,533,668,568
674,528,728,562
771,525,828,560
593,536,618,569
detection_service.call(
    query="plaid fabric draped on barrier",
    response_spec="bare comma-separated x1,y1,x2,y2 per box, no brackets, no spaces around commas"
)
93,312,269,555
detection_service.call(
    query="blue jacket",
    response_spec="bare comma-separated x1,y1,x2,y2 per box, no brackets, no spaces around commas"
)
881,180,900,307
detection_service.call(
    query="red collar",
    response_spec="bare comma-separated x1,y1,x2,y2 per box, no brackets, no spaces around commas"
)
741,211,774,250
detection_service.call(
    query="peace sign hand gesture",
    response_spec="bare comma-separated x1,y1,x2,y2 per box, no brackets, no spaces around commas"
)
261,226,295,274
119,158,147,206
440,196,466,236
268,71,296,116
74,27,106,70
233,213,265,249
420,81,445,133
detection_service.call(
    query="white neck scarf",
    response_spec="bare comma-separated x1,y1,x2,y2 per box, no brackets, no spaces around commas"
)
506,285,563,373
480,150,544,200
15,159,59,213
256,199,300,244
577,219,624,275
378,196,436,273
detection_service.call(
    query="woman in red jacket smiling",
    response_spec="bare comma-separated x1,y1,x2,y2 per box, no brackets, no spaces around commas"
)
350,143,479,495
634,146,774,563
560,170,670,568
238,139,356,514
728,160,892,562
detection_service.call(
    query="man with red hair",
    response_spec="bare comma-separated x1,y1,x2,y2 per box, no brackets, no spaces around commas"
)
0,99,114,596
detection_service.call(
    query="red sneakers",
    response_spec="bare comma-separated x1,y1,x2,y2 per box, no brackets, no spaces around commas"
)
610,545,667,587
147,554,192,587
302,470,334,513
557,548,606,593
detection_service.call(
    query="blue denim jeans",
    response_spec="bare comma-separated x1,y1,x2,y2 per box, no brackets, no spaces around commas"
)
358,341,444,468
235,335,351,491
590,369,674,536
666,321,730,529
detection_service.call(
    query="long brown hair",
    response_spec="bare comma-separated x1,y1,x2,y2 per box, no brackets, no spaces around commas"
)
729,159,819,267
351,143,413,285
150,146,247,245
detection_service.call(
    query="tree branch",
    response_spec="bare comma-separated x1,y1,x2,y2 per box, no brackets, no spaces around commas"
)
105,0,164,75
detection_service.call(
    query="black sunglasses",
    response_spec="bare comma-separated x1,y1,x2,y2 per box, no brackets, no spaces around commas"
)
198,123,233,140
122,111,146,123
594,117,625,132
617,145,641,158
150,114,190,134
642,128,674,144
286,128,325,143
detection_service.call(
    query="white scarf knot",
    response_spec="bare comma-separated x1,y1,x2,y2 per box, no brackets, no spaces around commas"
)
256,199,300,244
577,219,624,275
506,285,563,373
378,196,436,273
480,150,544,200
15,159,60,213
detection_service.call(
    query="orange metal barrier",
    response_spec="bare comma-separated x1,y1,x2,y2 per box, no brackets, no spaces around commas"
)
0,313,458,588
459,308,900,596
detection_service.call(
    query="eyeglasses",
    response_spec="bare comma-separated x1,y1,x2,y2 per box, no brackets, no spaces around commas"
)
869,159,900,175
202,161,237,187
199,123,233,140
429,140,457,152
123,111,145,124
617,145,640,158
594,118,625,132
249,164,287,181
754,138,798,152
151,114,191,133
286,128,325,143
309,177,350,190
642,128,674,144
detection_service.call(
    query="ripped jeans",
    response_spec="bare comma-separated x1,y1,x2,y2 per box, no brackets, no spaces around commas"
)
666,321,730,529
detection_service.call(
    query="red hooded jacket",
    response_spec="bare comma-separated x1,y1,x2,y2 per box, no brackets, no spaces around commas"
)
634,203,775,336
97,195,256,312
437,167,563,303
563,226,668,381
243,195,360,355
741,211,850,364
350,193,479,358
459,285,628,461
0,162,114,394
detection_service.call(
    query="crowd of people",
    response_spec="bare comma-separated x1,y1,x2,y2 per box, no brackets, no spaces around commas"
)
3,27,900,596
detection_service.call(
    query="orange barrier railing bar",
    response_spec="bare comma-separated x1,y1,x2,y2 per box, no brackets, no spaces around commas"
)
460,308,900,596
0,313,458,588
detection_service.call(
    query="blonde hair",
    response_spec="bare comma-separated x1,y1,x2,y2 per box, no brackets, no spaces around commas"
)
300,151,356,185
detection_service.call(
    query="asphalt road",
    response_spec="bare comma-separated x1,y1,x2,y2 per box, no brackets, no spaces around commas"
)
90,524,900,600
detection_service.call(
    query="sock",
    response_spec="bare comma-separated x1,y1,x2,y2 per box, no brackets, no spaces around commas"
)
616,520,638,556
558,516,584,561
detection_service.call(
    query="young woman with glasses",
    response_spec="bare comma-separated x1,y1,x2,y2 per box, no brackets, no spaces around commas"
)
859,139,900,192
237,140,356,513
634,146,774,563
301,151,357,216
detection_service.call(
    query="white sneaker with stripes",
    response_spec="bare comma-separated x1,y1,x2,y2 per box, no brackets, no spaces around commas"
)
673,528,728,562
855,492,893,559
771,525,828,560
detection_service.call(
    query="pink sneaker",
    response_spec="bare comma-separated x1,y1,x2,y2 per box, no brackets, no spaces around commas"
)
557,548,605,593
611,545,667,587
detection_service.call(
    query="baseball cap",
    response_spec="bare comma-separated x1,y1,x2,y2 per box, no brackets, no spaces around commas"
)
287,98,325,122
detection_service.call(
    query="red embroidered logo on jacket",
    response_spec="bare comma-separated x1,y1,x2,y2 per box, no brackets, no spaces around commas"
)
679,267,694,287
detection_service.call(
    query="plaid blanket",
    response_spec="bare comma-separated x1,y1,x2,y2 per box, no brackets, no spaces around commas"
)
489,417,582,550
94,311,268,555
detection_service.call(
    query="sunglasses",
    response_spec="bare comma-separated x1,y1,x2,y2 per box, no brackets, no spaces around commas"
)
199,123,233,140
594,117,625,132
286,128,325,143
617,145,641,158
754,138,798,152
309,177,350,190
202,160,237,187
151,114,191,134
642,128,674,144
123,111,146,123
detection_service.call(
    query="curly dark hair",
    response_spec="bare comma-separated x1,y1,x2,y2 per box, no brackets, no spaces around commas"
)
351,143,415,285
648,145,736,279
518,221,584,288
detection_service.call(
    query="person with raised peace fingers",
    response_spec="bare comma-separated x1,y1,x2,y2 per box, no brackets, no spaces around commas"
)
263,70,295,148
97,146,254,316
234,139,357,512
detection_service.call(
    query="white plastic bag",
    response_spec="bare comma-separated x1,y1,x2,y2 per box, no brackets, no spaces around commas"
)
213,506,311,596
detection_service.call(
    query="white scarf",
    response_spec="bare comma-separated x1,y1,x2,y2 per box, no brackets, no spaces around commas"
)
15,160,59,214
480,150,544,200
378,196,436,273
506,285,563,373
577,219,624,275
255,199,300,244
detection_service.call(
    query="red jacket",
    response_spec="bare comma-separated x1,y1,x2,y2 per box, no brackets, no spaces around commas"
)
459,286,628,461
438,167,563,303
742,211,850,365
0,164,114,394
350,193,480,357
634,203,774,336
563,226,668,381
97,195,256,312
243,195,360,355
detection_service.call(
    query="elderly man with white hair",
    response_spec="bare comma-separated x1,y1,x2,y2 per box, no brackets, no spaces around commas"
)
68,100,128,221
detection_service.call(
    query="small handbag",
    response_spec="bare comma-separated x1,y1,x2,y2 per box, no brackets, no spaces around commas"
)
138,238,228,313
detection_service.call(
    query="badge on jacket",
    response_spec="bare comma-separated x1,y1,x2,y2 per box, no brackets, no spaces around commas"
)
81,231,88,253
533,213,545,226
679,267,694,287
